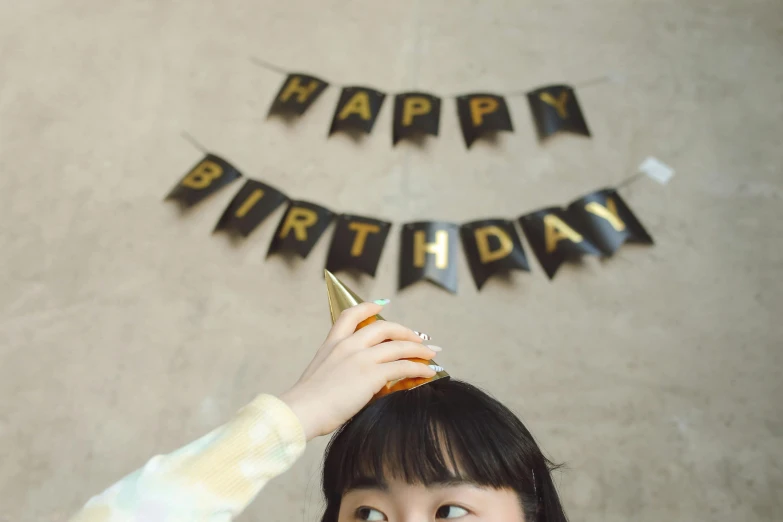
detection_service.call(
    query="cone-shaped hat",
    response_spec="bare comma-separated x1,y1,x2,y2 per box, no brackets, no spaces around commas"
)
324,269,449,399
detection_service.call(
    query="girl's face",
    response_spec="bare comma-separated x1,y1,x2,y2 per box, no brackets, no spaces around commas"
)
337,477,525,522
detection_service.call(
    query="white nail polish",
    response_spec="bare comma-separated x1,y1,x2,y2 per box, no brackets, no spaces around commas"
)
427,345,442,352
428,364,444,372
415,331,431,341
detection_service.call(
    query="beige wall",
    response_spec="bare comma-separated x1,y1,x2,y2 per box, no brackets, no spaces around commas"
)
1,1,781,520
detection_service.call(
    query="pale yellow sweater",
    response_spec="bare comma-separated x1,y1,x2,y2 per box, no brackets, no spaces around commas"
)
70,394,306,522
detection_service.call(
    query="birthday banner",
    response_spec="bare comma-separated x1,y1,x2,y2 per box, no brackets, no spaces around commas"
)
266,72,592,149
166,155,653,292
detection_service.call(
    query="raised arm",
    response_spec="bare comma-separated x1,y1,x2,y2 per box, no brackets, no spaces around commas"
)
70,394,305,521
70,301,438,522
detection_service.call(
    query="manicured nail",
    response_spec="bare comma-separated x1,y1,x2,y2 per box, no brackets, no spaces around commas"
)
414,331,431,341
428,364,444,372
373,299,390,306
427,345,442,352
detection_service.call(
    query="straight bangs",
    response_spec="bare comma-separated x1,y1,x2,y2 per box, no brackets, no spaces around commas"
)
321,379,540,497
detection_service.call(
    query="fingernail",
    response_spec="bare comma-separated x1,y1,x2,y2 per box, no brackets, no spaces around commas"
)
427,345,442,352
373,299,390,306
428,364,444,372
414,331,431,341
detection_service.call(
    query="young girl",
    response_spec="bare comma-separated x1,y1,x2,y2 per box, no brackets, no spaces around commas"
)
71,301,568,521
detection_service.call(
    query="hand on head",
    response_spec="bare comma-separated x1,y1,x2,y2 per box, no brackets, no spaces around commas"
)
279,301,440,441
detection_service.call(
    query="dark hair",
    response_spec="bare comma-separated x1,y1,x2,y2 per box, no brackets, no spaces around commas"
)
320,379,568,521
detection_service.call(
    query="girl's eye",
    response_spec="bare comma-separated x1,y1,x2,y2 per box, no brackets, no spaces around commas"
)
356,506,387,521
436,505,469,519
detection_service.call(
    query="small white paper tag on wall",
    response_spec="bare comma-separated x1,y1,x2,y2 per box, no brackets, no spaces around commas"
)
638,156,674,185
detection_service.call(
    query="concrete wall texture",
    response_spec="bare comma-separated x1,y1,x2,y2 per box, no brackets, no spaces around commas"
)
1,1,781,520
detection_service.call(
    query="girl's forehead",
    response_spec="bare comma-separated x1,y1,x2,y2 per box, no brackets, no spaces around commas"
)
348,476,478,493
343,477,519,502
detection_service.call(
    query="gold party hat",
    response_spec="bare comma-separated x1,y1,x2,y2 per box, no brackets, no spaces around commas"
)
324,269,449,399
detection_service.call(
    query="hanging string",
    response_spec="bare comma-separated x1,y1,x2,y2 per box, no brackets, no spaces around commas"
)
615,172,645,191
249,56,620,98
180,131,208,154
179,131,648,203
249,57,289,76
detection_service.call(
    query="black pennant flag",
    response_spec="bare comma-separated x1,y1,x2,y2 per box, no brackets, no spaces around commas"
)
399,222,459,293
267,73,329,117
566,189,653,256
460,219,530,290
329,86,386,136
519,207,601,280
165,154,242,208
392,92,441,145
456,93,513,148
527,84,590,141
325,215,392,277
213,179,288,237
267,200,334,259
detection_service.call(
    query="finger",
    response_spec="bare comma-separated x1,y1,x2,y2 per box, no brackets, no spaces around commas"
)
380,360,437,384
365,340,438,364
327,301,386,342
352,320,424,348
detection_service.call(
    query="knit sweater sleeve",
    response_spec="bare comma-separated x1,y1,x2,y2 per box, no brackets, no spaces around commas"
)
69,394,306,522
